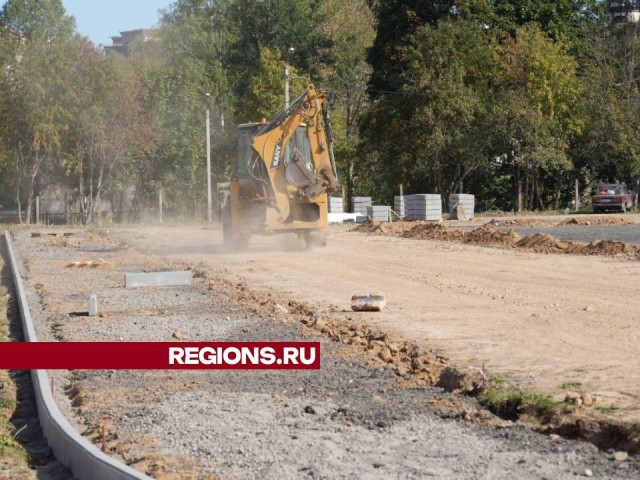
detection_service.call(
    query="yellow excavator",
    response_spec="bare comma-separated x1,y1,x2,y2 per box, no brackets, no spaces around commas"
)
220,84,339,249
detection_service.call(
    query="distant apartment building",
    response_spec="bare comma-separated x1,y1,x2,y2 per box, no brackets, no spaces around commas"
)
105,29,158,56
611,0,640,23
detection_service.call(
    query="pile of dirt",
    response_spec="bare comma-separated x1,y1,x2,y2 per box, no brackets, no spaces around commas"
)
349,220,393,236
352,219,640,259
558,217,636,226
402,223,465,241
350,220,385,234
464,225,521,246
401,223,521,248
514,234,585,254
349,220,413,236
582,239,639,255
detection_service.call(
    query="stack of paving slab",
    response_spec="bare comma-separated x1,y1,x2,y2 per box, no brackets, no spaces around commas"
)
449,193,475,220
406,194,442,221
352,196,372,214
394,196,406,219
328,197,344,213
352,197,372,222
366,205,391,222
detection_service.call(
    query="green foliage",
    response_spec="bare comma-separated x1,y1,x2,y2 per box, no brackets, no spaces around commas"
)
560,381,582,389
0,0,75,40
224,0,332,107
362,3,587,211
0,0,79,221
237,47,310,121
361,19,498,200
480,389,567,423
572,20,640,183
1,0,640,216
367,0,456,93
461,0,602,41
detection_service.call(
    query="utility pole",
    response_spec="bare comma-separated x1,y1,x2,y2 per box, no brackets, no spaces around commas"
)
205,93,212,222
285,47,294,109
158,185,163,224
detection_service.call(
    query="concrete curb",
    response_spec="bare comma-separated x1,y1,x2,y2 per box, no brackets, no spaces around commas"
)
4,231,152,480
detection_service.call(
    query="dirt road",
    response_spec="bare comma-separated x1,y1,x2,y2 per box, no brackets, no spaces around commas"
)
125,224,640,422
13,228,639,479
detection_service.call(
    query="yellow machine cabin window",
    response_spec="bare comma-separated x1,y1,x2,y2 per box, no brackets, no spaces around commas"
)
284,128,313,170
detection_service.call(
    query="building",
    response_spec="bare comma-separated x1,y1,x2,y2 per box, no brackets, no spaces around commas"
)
611,1,640,24
105,29,158,56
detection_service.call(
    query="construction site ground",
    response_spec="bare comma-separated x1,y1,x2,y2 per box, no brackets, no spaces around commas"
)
122,216,640,424
5,213,640,478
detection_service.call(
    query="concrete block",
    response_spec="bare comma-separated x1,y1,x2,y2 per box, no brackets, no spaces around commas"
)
328,197,344,213
88,295,98,316
448,194,475,219
125,271,192,288
351,293,386,312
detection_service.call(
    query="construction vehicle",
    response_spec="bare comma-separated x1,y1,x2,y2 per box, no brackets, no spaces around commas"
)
219,84,339,249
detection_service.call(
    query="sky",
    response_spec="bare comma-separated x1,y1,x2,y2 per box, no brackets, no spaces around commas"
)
62,0,173,46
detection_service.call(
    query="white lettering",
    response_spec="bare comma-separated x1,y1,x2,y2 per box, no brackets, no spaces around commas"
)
283,347,299,365
199,347,216,365
168,347,184,365
261,347,276,365
299,347,316,366
184,347,199,364
223,347,241,365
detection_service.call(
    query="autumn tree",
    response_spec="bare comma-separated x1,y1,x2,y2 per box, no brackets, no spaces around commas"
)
0,0,77,222
492,26,582,211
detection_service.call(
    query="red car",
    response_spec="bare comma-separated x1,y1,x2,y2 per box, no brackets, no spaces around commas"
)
592,183,634,213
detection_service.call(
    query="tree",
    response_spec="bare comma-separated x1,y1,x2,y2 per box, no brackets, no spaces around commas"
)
0,0,78,222
0,0,74,40
572,20,640,191
319,0,375,200
225,0,332,113
134,1,231,216
492,26,582,211
360,19,498,201
367,0,455,95
460,0,601,41
236,46,310,120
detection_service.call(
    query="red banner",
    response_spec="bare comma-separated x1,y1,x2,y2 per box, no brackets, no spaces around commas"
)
0,342,321,370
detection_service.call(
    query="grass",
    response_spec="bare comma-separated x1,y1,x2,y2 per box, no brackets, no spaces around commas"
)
489,375,507,386
559,381,582,390
596,404,620,414
480,389,568,424
0,258,34,476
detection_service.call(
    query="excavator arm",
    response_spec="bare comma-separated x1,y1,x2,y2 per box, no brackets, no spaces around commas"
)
250,84,339,223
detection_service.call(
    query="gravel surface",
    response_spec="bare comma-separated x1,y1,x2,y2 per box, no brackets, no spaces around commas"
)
10,229,640,479
507,225,640,245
